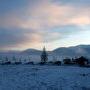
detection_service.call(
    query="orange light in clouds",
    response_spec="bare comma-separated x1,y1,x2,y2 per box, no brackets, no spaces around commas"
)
70,16,90,25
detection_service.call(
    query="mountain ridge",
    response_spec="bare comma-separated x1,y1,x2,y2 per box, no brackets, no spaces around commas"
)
0,45,90,58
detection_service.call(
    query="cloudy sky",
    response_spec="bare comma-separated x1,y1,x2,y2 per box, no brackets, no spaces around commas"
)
0,0,90,51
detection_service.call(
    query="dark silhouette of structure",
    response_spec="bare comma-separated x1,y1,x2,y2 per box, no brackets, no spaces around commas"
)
63,58,71,64
53,61,61,65
74,56,88,66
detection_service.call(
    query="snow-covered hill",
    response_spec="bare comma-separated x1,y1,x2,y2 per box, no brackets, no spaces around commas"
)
21,49,41,55
0,65,90,90
53,45,90,59
0,45,90,62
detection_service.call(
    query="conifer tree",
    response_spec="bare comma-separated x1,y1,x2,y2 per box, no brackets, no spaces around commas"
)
41,47,48,63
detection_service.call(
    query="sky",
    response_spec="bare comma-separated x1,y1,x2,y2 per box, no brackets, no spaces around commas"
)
0,0,90,51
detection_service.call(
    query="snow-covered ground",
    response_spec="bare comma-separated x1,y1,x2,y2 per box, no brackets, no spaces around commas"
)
0,65,90,90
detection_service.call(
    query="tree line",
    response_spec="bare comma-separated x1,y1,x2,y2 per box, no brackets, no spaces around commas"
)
0,47,90,67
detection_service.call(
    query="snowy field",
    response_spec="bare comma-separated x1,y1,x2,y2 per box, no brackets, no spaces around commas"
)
0,65,90,90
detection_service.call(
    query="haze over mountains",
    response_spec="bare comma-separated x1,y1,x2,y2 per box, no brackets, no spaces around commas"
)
53,45,90,58
0,45,90,59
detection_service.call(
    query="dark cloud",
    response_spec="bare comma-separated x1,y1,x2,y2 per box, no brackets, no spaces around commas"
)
0,28,34,48
0,25,82,49
0,0,27,16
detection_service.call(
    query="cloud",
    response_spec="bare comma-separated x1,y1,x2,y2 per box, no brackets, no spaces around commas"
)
70,16,90,25
0,0,89,30
0,28,43,50
52,0,90,7
0,0,90,50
